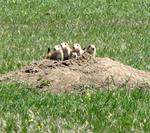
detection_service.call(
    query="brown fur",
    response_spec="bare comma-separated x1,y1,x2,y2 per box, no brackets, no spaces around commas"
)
46,45,64,61
85,45,96,56
72,43,84,56
60,42,71,60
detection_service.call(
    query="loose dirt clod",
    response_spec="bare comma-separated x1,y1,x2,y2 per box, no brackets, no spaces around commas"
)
0,53,150,92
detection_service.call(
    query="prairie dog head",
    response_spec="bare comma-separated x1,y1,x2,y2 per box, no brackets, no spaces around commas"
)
60,42,69,49
54,45,62,51
46,45,63,60
71,52,78,59
72,43,84,56
73,43,82,50
86,45,96,56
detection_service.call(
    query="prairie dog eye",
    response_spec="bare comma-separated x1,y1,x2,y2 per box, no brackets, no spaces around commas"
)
77,44,80,48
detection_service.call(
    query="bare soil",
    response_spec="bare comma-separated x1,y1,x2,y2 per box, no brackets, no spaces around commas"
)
0,53,150,93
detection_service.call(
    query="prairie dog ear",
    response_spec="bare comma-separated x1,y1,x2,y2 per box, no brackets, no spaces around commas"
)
47,47,51,53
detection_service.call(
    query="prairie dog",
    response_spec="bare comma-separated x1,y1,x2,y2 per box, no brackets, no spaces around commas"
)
70,52,78,59
72,43,84,56
85,45,96,57
46,45,64,61
60,42,71,60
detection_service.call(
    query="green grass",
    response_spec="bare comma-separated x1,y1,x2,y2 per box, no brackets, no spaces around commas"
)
0,0,150,132
1,84,150,132
0,0,150,73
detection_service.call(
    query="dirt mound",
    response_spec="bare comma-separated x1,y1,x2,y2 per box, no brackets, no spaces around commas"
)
0,53,150,92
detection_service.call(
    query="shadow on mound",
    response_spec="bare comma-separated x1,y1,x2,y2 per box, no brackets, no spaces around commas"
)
0,53,150,92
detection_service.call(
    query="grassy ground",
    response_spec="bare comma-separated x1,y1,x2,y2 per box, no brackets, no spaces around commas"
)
1,84,150,132
0,0,150,132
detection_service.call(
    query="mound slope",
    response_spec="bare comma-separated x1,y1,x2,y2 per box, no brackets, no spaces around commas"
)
0,53,150,92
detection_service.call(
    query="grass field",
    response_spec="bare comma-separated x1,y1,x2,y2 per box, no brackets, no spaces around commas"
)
0,0,150,132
